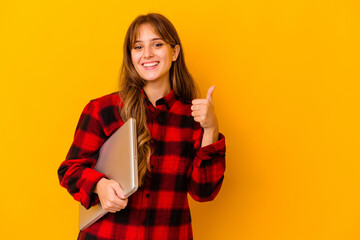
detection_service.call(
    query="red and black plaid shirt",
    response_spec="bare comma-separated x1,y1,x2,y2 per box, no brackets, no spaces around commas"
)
58,89,226,240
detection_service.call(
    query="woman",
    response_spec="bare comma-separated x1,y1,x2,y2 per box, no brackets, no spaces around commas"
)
58,13,226,240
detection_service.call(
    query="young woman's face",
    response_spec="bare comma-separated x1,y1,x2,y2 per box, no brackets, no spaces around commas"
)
131,23,179,84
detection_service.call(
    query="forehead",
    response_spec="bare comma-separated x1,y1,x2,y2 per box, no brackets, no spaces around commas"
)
134,23,162,41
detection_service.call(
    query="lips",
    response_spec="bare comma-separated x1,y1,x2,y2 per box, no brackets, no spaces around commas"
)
142,61,159,67
142,61,159,70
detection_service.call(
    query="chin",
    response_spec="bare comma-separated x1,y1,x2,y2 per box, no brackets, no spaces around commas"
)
142,77,157,81
141,74,160,82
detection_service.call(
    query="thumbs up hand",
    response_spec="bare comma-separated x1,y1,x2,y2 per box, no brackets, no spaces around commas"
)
191,86,219,144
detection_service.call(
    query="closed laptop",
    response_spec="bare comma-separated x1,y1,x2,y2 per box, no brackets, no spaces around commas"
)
78,118,138,230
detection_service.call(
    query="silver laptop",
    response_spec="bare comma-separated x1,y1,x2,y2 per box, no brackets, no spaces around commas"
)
79,118,138,230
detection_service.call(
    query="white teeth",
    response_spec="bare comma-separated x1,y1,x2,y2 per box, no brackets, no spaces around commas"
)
143,62,159,67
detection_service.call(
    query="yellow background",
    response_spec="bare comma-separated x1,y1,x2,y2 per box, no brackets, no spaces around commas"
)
1,0,360,239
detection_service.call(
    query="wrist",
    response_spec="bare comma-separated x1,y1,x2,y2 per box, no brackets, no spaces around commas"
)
204,126,219,138
201,127,219,147
93,177,106,194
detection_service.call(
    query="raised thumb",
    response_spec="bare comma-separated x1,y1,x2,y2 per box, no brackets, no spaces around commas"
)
207,85,215,102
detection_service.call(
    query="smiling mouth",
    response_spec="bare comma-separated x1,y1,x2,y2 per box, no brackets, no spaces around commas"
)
142,62,159,67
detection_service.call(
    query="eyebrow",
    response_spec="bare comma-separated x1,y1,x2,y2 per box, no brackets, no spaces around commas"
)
134,38,164,43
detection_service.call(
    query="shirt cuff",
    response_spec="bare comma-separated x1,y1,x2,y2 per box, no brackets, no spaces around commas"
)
79,168,107,209
194,133,226,164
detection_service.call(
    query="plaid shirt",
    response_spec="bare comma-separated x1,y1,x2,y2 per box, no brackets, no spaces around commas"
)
58,89,226,240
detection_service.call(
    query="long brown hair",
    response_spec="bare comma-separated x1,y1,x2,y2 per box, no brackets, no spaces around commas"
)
119,13,199,186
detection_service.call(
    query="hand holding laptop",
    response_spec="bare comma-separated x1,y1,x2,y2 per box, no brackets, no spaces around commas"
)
79,118,138,230
94,178,128,213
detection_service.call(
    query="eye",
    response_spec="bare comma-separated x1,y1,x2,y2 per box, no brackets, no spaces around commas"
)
133,45,142,50
154,43,163,48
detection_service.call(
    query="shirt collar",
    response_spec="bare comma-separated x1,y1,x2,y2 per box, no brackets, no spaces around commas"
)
141,88,177,111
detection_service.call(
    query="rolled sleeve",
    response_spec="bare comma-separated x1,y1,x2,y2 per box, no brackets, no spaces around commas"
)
58,101,108,209
194,133,226,165
188,133,226,202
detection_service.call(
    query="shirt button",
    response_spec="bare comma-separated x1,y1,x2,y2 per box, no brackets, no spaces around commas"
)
146,193,150,198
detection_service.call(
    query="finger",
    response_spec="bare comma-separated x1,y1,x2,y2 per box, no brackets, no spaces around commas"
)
120,198,128,209
105,205,121,212
104,202,125,211
191,105,198,111
105,188,124,206
193,116,204,123
110,197,128,209
109,195,124,206
192,104,208,112
192,108,207,117
102,202,122,212
191,111,201,117
107,199,127,212
192,99,208,105
112,182,126,199
206,85,215,102
105,196,127,209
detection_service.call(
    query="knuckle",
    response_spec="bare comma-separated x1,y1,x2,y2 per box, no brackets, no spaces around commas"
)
120,200,127,209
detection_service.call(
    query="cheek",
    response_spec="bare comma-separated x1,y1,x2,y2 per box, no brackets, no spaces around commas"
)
131,52,140,66
159,50,172,64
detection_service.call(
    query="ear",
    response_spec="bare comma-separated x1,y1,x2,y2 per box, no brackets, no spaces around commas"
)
172,44,180,61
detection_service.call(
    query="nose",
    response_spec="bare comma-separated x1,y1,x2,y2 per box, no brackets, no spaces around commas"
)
143,46,154,58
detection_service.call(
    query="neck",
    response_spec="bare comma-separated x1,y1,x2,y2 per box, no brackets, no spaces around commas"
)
143,79,171,106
